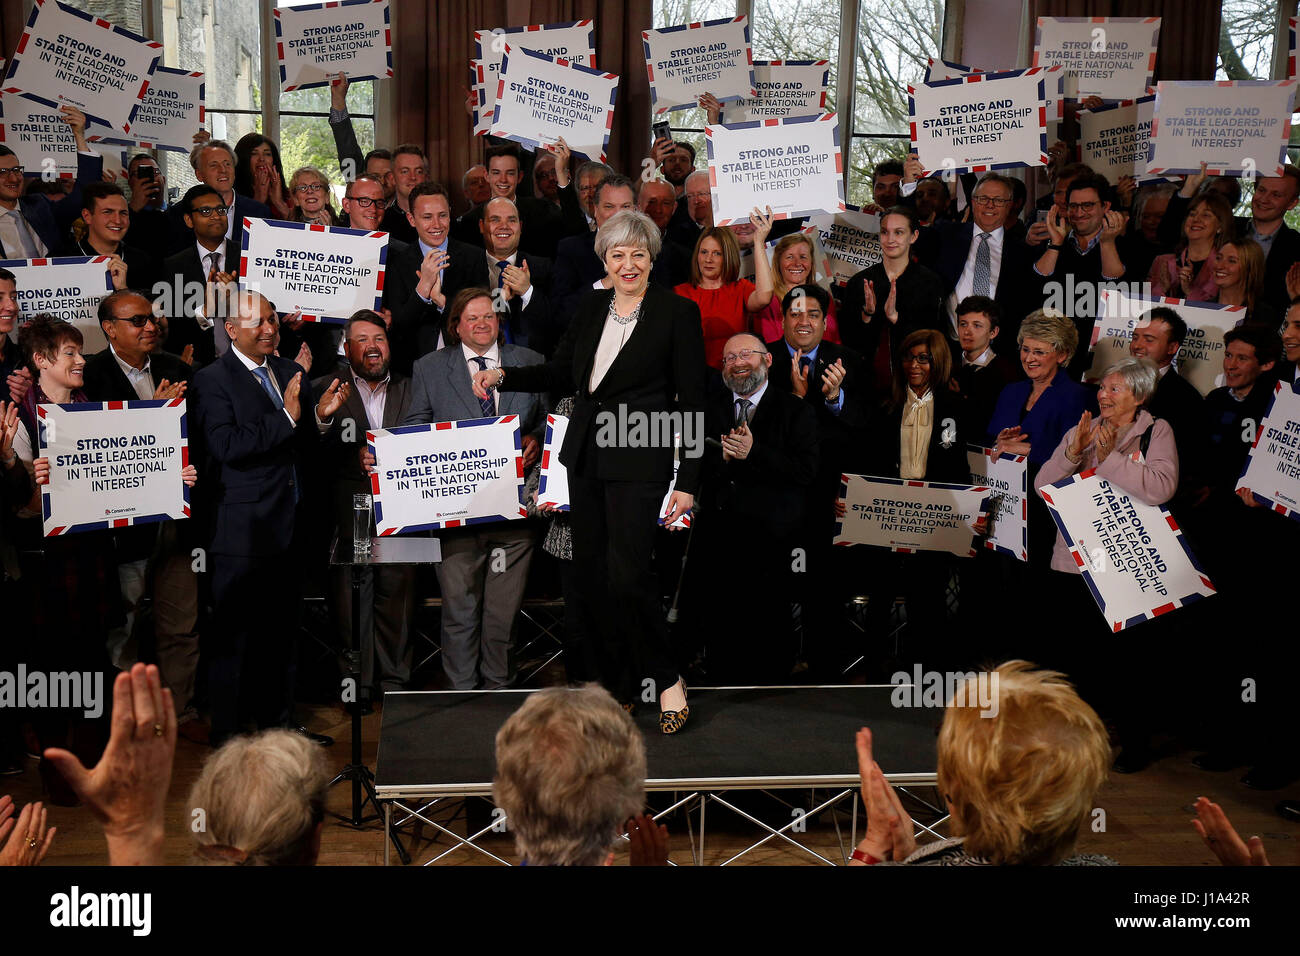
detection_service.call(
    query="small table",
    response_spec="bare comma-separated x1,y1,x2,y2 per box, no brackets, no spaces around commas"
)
329,533,441,865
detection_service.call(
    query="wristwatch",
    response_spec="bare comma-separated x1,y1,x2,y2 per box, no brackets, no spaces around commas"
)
1046,243,1063,251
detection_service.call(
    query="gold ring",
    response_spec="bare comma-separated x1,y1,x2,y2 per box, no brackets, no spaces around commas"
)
29,839,38,848
153,723,164,737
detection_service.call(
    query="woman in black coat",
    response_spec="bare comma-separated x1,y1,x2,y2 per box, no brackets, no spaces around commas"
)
474,209,708,733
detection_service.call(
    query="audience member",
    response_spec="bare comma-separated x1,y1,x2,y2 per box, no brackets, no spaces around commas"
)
288,166,339,226
1211,239,1275,327
754,233,841,344
952,295,1021,446
676,213,774,369
234,133,293,220
159,184,242,369
168,140,271,253
379,144,429,244
0,107,103,258
1147,193,1232,300
61,182,158,293
480,197,552,352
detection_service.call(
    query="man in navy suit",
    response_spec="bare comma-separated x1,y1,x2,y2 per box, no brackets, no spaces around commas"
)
0,106,103,258
166,140,271,255
479,197,552,354
192,290,350,746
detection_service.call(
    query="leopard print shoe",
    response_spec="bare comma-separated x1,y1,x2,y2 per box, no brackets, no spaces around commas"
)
659,681,689,735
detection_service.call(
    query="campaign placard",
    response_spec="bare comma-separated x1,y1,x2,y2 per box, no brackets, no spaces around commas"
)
1238,381,1300,522
833,475,991,557
924,57,981,83
1079,95,1163,183
472,20,596,137
1148,80,1297,178
274,0,392,92
802,206,881,287
0,93,95,177
537,413,570,511
643,15,755,114
489,46,619,162
908,67,1054,176
1039,470,1216,631
3,0,161,135
1033,16,1160,102
724,60,829,122
706,113,845,225
924,58,1066,136
38,399,189,537
966,446,1029,561
1089,289,1244,395
239,218,387,324
368,416,526,535
1,256,113,352
88,66,203,152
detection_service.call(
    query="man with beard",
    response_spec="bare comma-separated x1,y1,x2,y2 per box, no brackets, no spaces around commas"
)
687,332,818,683
316,311,415,705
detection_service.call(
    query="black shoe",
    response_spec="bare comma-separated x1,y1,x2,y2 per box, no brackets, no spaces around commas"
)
1193,750,1247,772
1112,746,1152,774
289,724,334,747
1241,762,1299,791
1277,800,1300,823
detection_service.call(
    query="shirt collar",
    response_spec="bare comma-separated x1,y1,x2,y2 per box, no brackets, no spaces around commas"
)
487,250,518,267
196,239,224,266
785,341,819,363
1070,230,1102,254
733,378,768,409
231,346,267,372
350,366,390,393
462,341,500,366
419,237,449,257
109,343,150,377
963,346,994,367
975,225,1004,243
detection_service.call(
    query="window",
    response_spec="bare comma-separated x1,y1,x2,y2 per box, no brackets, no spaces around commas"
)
652,0,742,162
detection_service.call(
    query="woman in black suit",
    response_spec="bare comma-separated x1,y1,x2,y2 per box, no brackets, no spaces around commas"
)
473,209,707,733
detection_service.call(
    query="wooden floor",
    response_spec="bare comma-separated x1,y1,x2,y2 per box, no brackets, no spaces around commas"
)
5,698,1297,866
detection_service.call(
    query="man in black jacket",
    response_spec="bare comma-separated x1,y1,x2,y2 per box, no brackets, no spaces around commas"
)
158,185,242,370
60,183,159,294
452,145,564,258
479,197,552,353
952,295,1022,446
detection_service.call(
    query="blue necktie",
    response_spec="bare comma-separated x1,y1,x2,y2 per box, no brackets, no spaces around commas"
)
497,261,515,344
252,366,299,504
799,356,812,380
471,356,496,417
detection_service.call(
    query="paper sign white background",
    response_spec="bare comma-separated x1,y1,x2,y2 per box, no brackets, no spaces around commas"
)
644,16,755,113
275,0,392,91
1034,16,1160,101
803,208,882,286
834,476,989,556
909,70,1048,175
537,413,570,511
1079,96,1162,183
473,22,596,136
724,61,828,122
966,447,1028,561
89,65,204,152
2,257,113,352
490,47,617,161
1148,81,1297,177
707,115,844,224
1238,383,1300,519
240,219,387,324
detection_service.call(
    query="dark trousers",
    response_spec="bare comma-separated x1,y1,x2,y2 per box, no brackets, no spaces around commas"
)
208,551,302,745
568,474,678,703
862,549,954,672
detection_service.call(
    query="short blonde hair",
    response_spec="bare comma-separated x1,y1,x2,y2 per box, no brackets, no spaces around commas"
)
1017,309,1079,364
188,730,329,866
937,660,1110,865
594,209,662,261
493,685,645,866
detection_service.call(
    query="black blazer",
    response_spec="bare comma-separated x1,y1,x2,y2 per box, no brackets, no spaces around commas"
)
451,195,565,260
82,347,194,401
387,237,489,369
1145,366,1206,498
496,251,553,355
838,261,947,374
158,238,242,369
924,221,1037,343
869,385,971,484
498,283,707,493
955,350,1022,447
191,348,319,556
59,237,161,298
165,192,271,256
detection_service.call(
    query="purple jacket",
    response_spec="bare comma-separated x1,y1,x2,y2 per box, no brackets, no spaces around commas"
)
1147,253,1218,303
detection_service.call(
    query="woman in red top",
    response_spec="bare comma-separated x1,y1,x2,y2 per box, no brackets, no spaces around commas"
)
675,208,774,369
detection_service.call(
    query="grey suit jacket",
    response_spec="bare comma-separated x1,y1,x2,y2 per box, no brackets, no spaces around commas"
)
402,342,545,437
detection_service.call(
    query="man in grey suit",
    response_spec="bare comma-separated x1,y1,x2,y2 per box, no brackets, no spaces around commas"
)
317,311,415,702
400,288,545,690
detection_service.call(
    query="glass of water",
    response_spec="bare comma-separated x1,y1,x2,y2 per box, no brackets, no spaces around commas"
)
353,494,373,556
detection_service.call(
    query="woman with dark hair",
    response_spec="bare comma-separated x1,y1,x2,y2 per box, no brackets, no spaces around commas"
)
234,133,292,220
1147,193,1233,301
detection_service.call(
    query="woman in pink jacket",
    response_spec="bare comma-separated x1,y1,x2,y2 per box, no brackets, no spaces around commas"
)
1146,194,1233,301
1035,355,1179,775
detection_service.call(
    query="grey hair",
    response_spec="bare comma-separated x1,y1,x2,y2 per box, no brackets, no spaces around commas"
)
189,139,235,172
1100,356,1159,404
594,209,662,261
461,163,486,189
576,160,613,183
188,730,328,866
493,685,645,866
685,169,710,189
1017,309,1079,364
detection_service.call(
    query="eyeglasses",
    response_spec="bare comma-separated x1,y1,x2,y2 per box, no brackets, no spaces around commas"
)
116,314,159,328
191,204,229,218
294,183,326,194
903,353,932,365
971,195,1011,207
722,349,767,365
0,166,25,179
686,191,710,202
1067,201,1100,213
347,195,381,208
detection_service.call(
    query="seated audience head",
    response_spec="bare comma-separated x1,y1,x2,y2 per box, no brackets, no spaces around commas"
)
493,685,645,867
972,173,1015,234
1222,323,1281,397
223,290,279,361
895,328,952,405
955,295,1002,359
362,147,394,200
1066,174,1112,240
637,179,677,232
444,286,499,352
0,267,16,337
938,660,1110,865
1052,162,1094,214
1016,309,1078,385
781,283,831,353
1283,299,1300,369
595,210,660,298
1212,238,1266,310
1179,193,1233,250
914,178,948,223
234,133,288,200
463,163,490,206
480,197,521,259
689,226,742,288
392,144,429,204
1097,356,1158,426
189,140,237,199
19,313,84,391
880,205,920,261
289,166,333,217
1249,164,1300,225
343,174,386,231
79,182,129,250
576,161,613,217
872,159,904,209
721,332,771,396
406,182,452,249
592,174,637,229
533,151,559,201
1135,183,1176,243
181,184,229,246
1129,307,1185,370
188,729,329,866
684,170,713,228
98,289,161,363
485,145,523,200
661,140,696,188
344,309,390,382
770,233,817,299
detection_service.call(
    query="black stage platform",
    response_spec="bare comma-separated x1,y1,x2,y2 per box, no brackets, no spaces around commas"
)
375,686,944,865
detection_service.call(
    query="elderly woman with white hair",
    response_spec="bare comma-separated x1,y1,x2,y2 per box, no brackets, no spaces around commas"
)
473,210,706,733
1035,355,1179,773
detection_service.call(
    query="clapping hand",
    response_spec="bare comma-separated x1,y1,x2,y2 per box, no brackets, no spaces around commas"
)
1099,210,1127,243
860,276,877,319
1067,410,1096,460
852,727,916,863
821,358,846,401
883,278,899,325
1192,796,1269,866
626,813,669,866
790,349,810,398
698,92,722,125
283,372,303,422
992,426,1029,461
152,378,186,401
0,401,20,463
315,377,351,421
1045,206,1068,245
0,796,56,866
721,422,753,461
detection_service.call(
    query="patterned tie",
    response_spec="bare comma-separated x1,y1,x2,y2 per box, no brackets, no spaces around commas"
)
471,356,496,416
734,397,752,429
972,231,991,297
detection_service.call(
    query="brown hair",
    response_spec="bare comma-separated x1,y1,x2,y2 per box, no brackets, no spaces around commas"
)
18,313,83,378
444,286,499,346
689,227,742,287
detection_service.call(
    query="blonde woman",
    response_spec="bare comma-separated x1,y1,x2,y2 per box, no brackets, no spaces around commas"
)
289,166,338,226
754,232,841,345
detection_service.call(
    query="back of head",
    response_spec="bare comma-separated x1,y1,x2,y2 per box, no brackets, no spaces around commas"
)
938,661,1110,865
188,729,328,866
493,685,645,866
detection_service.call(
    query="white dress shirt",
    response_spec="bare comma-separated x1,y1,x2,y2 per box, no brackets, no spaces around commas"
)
463,341,501,413
110,344,154,401
485,250,534,309
352,370,390,428
962,345,995,369
230,346,331,431
193,240,233,357
947,226,1004,334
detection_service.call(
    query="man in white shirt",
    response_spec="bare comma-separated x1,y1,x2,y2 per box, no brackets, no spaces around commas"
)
480,197,552,351
159,184,243,368
165,140,271,254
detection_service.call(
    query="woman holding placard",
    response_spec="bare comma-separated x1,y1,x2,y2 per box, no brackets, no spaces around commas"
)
675,214,774,370
754,233,842,346
473,210,705,734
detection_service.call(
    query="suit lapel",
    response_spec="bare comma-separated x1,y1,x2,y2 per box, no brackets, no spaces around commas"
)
384,375,410,427
444,349,485,420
